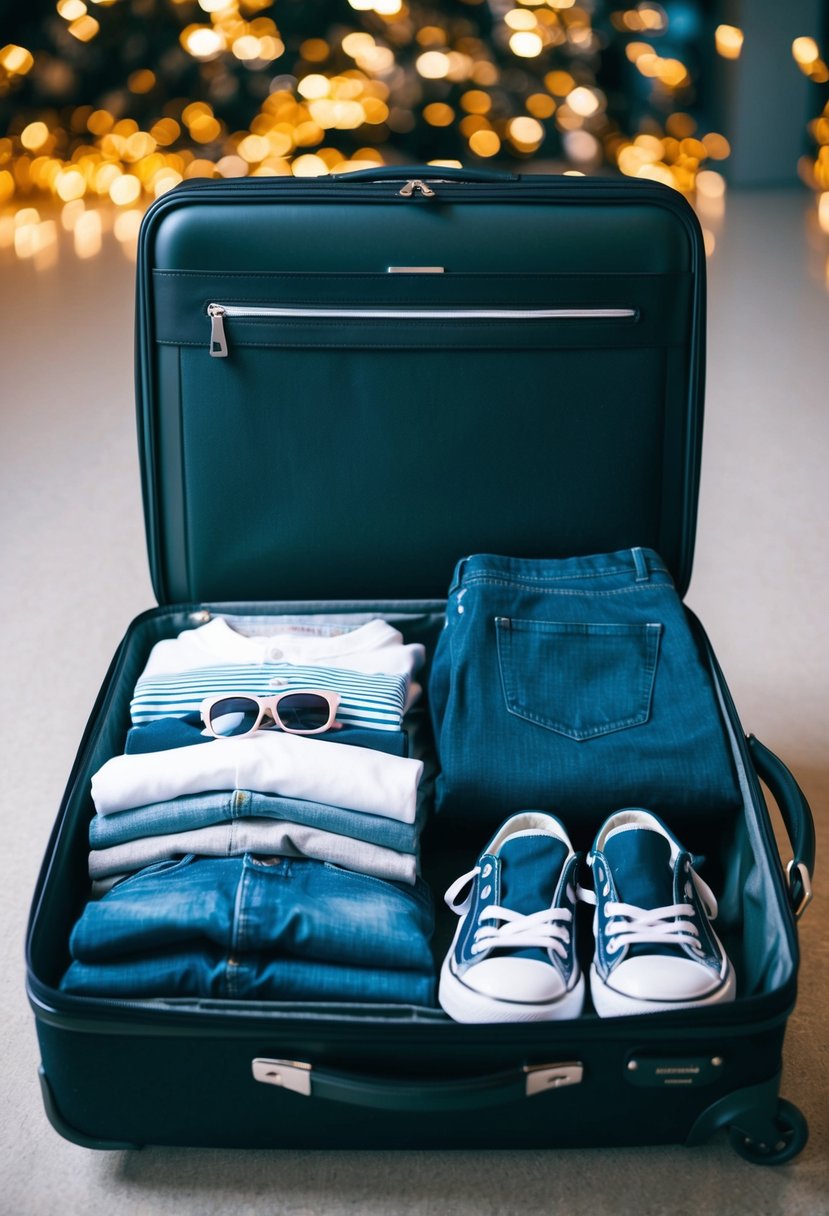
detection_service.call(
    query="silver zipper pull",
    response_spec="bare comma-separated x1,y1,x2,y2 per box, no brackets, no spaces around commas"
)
398,179,436,198
208,304,228,357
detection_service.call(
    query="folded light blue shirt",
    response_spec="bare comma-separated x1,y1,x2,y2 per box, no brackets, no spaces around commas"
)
90,788,424,855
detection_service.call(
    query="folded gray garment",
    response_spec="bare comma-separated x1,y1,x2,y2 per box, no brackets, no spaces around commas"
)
88,818,418,885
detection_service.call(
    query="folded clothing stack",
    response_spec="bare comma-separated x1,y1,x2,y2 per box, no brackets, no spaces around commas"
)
89,723,424,885
60,614,436,1004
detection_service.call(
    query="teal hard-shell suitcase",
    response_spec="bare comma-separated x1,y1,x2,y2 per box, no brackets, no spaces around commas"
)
26,167,815,1161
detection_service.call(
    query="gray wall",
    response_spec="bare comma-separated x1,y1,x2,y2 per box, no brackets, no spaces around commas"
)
715,0,825,185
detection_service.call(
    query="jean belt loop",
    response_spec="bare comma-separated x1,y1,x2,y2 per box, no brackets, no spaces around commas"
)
448,556,469,597
632,546,650,583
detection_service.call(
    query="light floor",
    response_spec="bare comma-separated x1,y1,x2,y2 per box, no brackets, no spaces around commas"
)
1,187,827,1215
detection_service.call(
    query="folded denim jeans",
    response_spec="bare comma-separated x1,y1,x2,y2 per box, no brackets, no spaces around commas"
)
429,549,741,825
69,854,435,971
90,789,424,855
60,946,436,1005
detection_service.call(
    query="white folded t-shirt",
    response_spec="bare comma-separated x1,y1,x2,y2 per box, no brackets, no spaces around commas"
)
140,617,425,679
92,731,423,822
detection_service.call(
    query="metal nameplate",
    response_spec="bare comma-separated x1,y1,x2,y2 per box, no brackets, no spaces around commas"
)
625,1054,725,1088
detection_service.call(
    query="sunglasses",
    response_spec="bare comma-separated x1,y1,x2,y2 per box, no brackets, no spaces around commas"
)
200,691,341,738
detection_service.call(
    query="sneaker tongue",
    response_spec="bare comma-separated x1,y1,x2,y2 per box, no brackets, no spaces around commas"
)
497,833,569,915
602,828,675,908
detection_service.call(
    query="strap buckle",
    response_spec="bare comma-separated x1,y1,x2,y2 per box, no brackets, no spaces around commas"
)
786,859,813,919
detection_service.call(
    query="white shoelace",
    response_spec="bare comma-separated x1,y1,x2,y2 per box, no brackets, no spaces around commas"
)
580,867,718,956
445,867,573,959
601,901,702,954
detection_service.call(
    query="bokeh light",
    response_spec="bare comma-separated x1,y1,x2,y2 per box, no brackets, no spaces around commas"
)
0,0,825,270
715,26,744,61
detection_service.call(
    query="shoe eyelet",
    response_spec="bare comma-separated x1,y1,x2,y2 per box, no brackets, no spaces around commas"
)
481,863,492,878
480,885,491,899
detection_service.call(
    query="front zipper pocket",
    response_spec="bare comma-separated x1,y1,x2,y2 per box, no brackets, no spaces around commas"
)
147,270,683,601
206,302,639,358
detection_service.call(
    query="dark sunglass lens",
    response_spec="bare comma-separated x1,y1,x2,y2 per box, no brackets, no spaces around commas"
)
277,693,330,732
208,696,260,737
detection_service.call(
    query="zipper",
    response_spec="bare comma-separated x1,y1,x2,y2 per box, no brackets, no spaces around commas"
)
208,303,230,357
398,179,436,198
206,302,637,358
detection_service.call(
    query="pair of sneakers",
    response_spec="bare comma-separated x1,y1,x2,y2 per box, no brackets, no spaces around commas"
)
439,809,736,1023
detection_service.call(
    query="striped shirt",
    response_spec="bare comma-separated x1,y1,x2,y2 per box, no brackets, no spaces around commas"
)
130,662,410,733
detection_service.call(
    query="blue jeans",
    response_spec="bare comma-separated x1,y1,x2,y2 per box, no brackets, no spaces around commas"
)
61,947,436,1005
429,549,741,826
67,854,434,972
89,789,424,855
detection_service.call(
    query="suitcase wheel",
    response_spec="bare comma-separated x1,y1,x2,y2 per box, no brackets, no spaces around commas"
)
728,1098,809,1165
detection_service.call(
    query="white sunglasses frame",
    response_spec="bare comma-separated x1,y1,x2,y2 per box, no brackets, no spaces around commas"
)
200,690,341,737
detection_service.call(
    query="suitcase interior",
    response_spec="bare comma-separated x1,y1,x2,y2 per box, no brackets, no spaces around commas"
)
25,172,808,1152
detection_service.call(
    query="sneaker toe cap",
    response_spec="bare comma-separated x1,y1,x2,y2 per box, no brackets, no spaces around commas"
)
609,955,722,1002
463,957,566,1003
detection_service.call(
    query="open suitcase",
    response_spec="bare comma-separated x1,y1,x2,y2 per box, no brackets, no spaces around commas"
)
26,166,816,1162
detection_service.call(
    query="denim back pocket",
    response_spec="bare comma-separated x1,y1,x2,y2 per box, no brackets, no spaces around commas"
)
496,617,662,740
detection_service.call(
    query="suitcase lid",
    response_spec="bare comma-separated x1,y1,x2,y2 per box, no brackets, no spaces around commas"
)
136,168,705,604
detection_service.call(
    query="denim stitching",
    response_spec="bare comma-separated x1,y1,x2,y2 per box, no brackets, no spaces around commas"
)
458,560,670,585
320,862,431,908
457,580,670,596
496,619,661,740
463,565,630,583
230,860,248,954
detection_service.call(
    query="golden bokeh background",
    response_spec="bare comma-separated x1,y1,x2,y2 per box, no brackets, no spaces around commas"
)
0,0,827,266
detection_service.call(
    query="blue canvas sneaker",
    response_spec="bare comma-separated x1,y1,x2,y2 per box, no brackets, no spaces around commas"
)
586,809,736,1017
439,811,585,1023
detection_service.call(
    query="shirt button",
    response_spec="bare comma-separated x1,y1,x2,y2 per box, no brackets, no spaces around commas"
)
267,647,283,660
269,677,287,688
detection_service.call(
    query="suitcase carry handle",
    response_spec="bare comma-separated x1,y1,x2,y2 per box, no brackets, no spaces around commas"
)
252,1058,583,1110
334,165,518,184
748,735,815,918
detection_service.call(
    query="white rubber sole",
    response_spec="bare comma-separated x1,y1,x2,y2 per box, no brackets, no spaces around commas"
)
589,959,737,1018
439,954,586,1024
